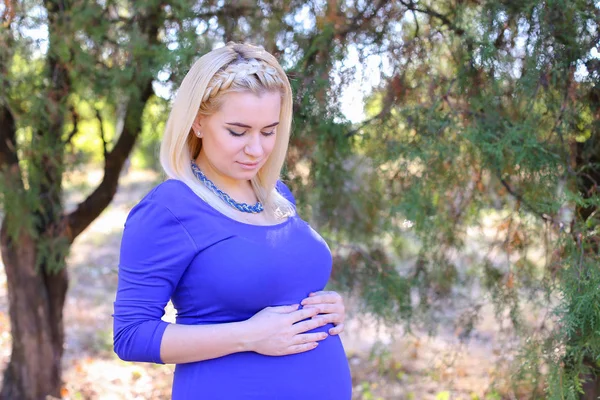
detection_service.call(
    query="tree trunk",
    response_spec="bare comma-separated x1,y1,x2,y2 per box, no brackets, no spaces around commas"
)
581,379,600,400
0,222,68,400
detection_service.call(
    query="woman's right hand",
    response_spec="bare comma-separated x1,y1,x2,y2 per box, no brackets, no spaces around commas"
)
242,304,330,356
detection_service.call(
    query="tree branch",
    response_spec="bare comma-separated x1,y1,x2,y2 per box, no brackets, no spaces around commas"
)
398,0,465,36
63,105,80,145
498,176,553,223
0,101,25,204
344,112,385,138
0,102,18,170
65,81,154,242
64,4,163,242
95,108,108,161
412,9,420,37
345,71,408,138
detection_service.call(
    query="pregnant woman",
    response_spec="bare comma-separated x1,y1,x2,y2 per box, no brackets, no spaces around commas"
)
112,42,352,399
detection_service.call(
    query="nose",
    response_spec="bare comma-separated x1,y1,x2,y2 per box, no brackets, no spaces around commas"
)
244,133,264,158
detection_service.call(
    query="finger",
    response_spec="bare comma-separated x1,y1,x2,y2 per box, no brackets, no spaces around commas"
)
293,332,328,345
291,316,330,334
306,304,341,314
301,295,334,305
289,307,320,323
269,304,300,314
286,342,319,354
312,313,341,325
329,323,345,335
308,290,336,297
301,292,342,306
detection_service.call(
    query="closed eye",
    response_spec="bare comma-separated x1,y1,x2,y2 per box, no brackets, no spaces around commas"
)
227,129,245,137
227,129,275,137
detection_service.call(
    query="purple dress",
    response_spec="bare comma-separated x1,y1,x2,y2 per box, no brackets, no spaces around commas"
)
113,179,352,399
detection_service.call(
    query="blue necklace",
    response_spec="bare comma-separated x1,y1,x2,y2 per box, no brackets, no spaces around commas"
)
190,160,264,214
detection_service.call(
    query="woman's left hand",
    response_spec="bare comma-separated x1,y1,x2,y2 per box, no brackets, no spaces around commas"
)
300,291,345,336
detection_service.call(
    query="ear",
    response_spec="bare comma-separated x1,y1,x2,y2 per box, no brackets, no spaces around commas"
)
191,115,204,137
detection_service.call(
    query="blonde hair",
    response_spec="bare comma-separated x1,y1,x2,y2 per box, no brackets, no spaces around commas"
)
160,42,295,221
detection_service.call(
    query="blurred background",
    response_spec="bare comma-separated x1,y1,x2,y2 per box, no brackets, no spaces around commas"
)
0,0,599,399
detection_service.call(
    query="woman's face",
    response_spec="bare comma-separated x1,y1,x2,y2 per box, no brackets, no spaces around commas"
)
195,91,281,188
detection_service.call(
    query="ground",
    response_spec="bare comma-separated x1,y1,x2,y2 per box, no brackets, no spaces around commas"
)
0,168,540,399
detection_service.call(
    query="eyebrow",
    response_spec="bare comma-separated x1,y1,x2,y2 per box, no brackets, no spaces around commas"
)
225,122,280,129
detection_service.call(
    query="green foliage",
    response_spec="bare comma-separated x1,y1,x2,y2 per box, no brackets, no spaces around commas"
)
1,0,599,395
343,0,600,396
131,95,171,171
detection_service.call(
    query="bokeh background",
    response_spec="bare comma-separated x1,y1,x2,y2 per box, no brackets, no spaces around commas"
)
0,1,599,399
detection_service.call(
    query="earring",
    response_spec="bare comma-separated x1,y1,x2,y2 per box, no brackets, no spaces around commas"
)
195,131,202,138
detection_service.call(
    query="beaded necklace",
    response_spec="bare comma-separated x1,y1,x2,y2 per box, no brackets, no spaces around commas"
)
190,160,264,214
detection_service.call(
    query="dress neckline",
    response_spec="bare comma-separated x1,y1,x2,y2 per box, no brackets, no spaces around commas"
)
170,179,295,228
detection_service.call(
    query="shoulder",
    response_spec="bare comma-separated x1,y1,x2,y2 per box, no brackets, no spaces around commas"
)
275,180,296,206
146,179,197,206
122,190,198,253
126,179,198,230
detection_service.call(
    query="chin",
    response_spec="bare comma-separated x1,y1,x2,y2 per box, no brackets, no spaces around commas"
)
232,170,259,181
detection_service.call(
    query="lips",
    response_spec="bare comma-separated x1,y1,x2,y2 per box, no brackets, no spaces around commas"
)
238,161,260,167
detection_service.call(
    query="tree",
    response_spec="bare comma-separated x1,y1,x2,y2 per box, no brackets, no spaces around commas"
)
0,0,168,397
342,1,600,398
235,0,600,397
2,0,597,397
0,1,385,397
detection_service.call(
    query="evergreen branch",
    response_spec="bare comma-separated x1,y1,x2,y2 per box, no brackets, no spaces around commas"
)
580,173,599,191
552,88,577,178
64,3,163,242
397,0,465,36
162,4,259,25
346,71,409,138
498,176,553,223
345,111,385,138
342,0,389,37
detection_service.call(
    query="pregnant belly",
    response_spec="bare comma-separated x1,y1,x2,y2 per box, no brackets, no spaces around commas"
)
172,331,352,400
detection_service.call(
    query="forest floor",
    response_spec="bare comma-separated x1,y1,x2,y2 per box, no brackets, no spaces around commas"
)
0,168,543,399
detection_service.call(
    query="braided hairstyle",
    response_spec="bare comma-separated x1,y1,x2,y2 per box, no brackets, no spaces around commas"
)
188,52,287,160
200,58,284,112
160,42,295,222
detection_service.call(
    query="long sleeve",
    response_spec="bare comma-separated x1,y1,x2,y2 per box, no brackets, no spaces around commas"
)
113,199,198,364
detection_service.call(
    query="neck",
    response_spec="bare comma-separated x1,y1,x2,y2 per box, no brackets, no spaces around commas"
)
194,153,255,201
